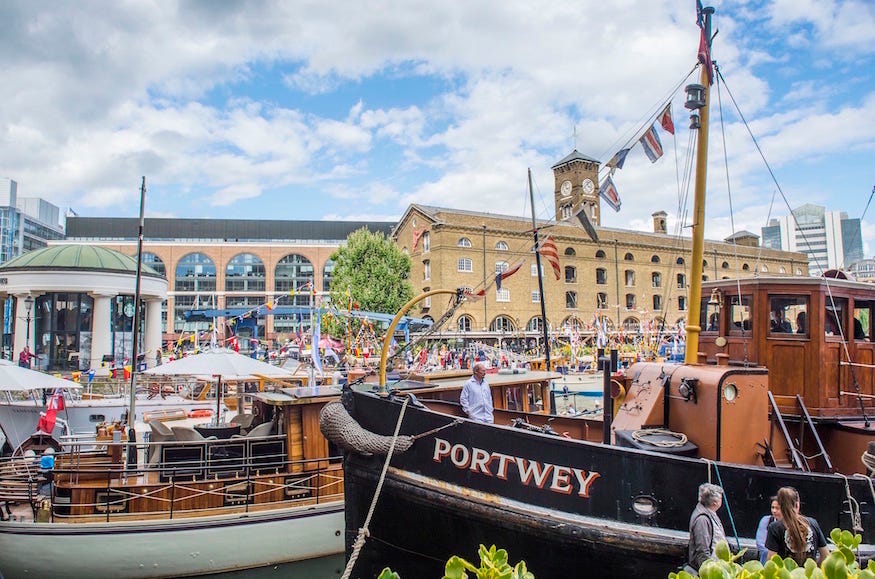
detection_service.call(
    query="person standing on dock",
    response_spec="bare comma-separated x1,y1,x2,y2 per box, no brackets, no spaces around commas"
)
687,483,727,573
460,362,493,423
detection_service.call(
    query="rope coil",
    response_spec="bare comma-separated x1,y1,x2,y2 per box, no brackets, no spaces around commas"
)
631,428,688,448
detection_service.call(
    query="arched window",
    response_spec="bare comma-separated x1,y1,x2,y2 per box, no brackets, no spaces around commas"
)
703,260,708,268
495,241,508,251
742,263,750,271
142,252,166,277
226,253,265,292
489,316,515,332
651,255,660,263
322,260,334,292
457,237,472,248
564,247,576,256
175,253,216,292
624,252,634,261
595,250,606,259
562,316,583,331
676,257,685,265
275,254,314,306
623,317,640,332
457,315,473,332
526,317,544,332
761,264,769,272
722,261,730,269
779,266,786,274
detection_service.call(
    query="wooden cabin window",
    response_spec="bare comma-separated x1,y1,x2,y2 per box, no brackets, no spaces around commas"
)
729,295,752,333
700,297,720,333
854,302,872,341
769,296,808,335
825,298,847,338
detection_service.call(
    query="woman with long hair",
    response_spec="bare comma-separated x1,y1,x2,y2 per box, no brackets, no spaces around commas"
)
764,487,829,564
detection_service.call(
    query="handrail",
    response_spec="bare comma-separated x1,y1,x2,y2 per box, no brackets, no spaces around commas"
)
767,391,806,471
795,394,833,473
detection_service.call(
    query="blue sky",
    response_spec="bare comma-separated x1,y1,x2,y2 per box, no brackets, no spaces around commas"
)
1,0,873,261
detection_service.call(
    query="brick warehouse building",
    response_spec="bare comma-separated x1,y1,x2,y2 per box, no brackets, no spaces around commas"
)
54,148,807,349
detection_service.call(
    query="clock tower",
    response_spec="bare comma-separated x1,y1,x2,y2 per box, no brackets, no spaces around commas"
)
552,149,601,225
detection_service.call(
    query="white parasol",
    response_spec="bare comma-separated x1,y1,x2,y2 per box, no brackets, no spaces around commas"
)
143,348,297,422
0,360,83,391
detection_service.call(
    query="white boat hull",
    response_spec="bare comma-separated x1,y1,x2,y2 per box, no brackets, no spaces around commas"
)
0,502,344,578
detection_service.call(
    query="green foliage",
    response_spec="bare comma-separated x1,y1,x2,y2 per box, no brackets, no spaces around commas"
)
377,569,400,579
378,544,534,579
668,529,875,579
326,227,414,335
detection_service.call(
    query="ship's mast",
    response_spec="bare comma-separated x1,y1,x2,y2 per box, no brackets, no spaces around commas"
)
528,168,551,372
684,6,715,364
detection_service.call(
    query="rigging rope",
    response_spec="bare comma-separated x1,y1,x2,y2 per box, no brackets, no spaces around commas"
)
703,459,741,551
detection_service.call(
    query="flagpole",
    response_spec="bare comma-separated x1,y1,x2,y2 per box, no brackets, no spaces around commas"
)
127,177,146,429
528,168,552,376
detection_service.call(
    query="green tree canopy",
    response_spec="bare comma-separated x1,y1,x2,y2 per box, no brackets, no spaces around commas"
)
328,227,414,319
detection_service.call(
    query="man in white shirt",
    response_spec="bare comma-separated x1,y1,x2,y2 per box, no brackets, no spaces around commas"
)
460,362,493,423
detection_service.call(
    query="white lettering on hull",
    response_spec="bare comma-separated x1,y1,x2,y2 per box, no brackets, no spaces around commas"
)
432,437,601,498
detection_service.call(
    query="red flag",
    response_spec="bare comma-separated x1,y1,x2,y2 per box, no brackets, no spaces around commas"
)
658,103,674,135
698,28,713,85
36,393,64,434
495,261,524,291
538,236,561,280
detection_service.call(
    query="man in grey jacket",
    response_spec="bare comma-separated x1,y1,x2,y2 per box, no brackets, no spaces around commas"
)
687,483,727,572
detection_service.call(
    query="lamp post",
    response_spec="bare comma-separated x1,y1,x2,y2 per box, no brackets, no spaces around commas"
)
23,295,34,352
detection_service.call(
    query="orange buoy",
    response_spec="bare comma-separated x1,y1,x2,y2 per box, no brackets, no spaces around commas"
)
188,409,213,418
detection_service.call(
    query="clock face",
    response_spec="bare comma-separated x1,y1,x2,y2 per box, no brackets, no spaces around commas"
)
560,180,572,196
582,178,595,194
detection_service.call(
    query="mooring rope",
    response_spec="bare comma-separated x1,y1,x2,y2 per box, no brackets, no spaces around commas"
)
341,395,412,579
703,459,740,551
838,472,864,532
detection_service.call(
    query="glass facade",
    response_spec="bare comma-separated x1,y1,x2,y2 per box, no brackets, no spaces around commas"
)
33,293,94,370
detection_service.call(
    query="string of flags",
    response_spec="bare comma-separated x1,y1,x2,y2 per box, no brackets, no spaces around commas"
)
598,101,676,214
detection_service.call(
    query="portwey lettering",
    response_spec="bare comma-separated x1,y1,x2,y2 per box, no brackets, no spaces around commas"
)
432,438,600,497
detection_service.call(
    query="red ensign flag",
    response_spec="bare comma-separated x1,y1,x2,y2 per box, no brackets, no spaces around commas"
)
538,236,561,280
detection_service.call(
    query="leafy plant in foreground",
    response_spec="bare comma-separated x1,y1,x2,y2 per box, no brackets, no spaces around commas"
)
376,544,534,579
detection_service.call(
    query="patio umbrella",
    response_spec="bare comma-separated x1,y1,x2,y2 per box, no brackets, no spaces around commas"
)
143,348,296,422
0,361,83,392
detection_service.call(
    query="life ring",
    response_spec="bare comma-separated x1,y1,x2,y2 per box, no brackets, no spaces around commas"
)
188,409,213,418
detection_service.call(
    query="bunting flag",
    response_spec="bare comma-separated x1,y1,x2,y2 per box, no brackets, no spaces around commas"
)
599,176,622,212
696,0,714,85
605,148,630,173
639,124,664,163
538,237,561,280
495,261,524,291
572,206,599,242
658,103,675,135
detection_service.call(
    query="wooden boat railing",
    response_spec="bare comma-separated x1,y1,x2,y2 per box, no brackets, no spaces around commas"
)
44,436,343,524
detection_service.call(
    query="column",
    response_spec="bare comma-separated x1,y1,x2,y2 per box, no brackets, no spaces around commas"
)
90,293,113,371
144,298,163,367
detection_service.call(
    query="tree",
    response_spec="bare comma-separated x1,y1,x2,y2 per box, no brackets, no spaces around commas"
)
328,227,414,323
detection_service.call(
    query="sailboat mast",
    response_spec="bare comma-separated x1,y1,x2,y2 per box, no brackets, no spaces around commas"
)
684,6,714,364
528,168,551,370
127,177,147,425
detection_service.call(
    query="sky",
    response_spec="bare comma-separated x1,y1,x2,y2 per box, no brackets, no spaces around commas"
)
1,0,873,261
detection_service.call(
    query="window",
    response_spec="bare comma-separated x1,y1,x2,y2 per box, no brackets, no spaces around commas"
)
175,253,217,292
597,293,608,309
564,247,576,256
651,255,660,263
722,261,730,269
275,254,313,306
769,295,808,335
625,270,635,286
623,317,639,333
653,295,662,310
531,291,540,303
422,232,430,252
457,315,473,332
595,250,606,259
495,261,509,274
566,291,578,309
779,266,786,274
496,288,510,302
761,264,769,273
560,204,572,220
457,237,472,247
678,296,687,311
676,257,685,265
530,263,543,276
423,296,431,308
527,317,544,332
457,257,473,272
624,253,634,261
652,272,661,288
625,294,636,310
495,241,508,251
854,302,872,341
423,260,431,281
742,263,750,271
142,252,166,277
565,266,576,283
596,268,607,285
677,273,686,288
825,298,847,337
226,253,266,292
729,295,752,333
701,296,721,333
490,316,514,332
